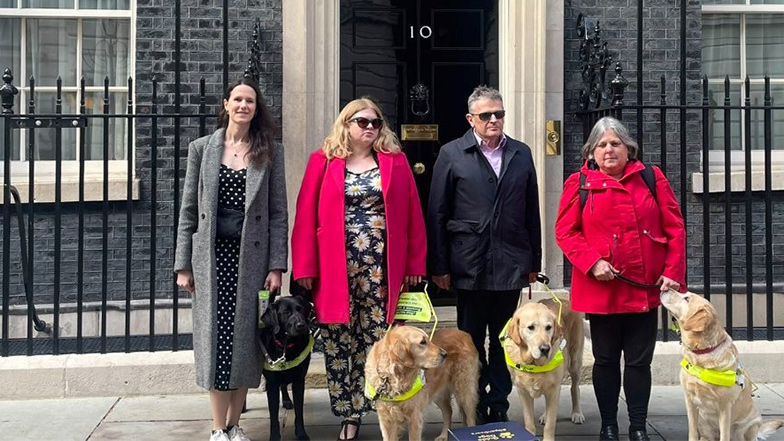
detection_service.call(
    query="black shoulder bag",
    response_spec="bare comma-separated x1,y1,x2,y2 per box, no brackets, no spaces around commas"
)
216,207,245,239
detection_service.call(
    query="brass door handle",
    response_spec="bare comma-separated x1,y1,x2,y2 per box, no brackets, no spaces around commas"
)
413,163,426,175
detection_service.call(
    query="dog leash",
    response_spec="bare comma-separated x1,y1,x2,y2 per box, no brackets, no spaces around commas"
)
612,271,662,289
527,274,563,326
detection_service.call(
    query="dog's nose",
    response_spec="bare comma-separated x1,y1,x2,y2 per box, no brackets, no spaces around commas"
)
294,321,307,333
539,345,551,357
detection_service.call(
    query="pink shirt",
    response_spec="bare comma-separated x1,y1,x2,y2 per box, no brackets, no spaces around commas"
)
474,131,507,177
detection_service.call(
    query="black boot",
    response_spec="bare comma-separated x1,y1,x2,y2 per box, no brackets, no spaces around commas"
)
474,407,488,425
599,425,619,441
629,429,650,441
488,409,508,423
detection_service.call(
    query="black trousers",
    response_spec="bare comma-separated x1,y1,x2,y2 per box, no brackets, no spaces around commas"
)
457,289,520,413
588,309,658,432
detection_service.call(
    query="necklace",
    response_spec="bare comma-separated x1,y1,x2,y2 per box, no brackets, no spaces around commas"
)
228,138,249,158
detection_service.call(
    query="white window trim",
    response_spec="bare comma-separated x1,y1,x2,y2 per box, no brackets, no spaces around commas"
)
700,1,784,191
0,1,138,202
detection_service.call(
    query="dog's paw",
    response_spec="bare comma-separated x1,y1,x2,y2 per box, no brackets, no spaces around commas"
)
282,399,294,410
571,412,585,424
295,433,310,441
538,413,547,425
435,435,448,441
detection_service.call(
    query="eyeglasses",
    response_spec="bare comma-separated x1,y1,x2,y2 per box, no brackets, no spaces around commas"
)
349,117,384,130
470,110,506,121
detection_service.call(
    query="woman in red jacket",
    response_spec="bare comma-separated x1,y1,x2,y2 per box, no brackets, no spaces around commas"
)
291,97,427,440
555,116,685,441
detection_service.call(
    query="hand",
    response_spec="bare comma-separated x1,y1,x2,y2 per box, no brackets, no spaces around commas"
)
296,277,315,290
265,269,283,292
432,274,451,290
528,272,539,284
590,259,618,282
403,275,422,286
176,270,195,294
657,275,680,292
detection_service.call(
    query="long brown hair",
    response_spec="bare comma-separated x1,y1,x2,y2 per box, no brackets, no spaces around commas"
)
322,97,401,159
217,77,277,166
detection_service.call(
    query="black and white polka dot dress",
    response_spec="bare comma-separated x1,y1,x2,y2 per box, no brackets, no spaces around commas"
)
213,164,246,390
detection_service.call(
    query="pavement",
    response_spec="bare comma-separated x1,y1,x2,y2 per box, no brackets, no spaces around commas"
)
4,383,784,441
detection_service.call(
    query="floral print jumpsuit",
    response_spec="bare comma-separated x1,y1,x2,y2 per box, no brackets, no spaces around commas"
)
322,167,388,418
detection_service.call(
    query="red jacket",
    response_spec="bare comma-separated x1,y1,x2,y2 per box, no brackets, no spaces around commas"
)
555,160,686,314
291,149,427,324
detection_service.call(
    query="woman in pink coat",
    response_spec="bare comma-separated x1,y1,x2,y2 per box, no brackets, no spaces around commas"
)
291,97,426,440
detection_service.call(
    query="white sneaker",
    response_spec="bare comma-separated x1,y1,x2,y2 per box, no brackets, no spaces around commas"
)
209,430,231,441
227,425,251,441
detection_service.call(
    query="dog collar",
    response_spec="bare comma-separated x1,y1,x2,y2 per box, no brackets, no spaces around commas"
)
364,370,426,402
499,319,565,373
690,338,726,355
680,359,743,388
264,335,315,372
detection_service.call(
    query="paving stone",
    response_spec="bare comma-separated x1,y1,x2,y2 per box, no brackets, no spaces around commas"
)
0,396,117,441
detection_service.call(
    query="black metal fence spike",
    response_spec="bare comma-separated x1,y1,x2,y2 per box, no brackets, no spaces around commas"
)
609,62,628,109
1,68,18,114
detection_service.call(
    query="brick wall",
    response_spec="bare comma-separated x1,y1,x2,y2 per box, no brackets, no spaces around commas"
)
0,0,283,307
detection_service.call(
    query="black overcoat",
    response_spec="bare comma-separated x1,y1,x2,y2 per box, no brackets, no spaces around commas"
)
427,129,542,291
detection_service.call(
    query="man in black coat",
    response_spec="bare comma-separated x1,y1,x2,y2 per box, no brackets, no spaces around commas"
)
427,85,542,424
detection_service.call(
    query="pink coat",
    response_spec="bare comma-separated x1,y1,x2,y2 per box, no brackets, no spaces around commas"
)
291,149,427,324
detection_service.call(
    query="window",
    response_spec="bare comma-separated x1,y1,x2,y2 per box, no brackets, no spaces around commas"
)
0,0,133,180
702,0,784,176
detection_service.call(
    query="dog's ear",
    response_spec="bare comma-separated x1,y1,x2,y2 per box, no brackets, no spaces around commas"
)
682,306,709,333
390,333,416,368
260,302,281,334
508,316,524,347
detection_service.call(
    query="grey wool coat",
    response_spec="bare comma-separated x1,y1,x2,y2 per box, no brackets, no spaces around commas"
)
174,128,288,390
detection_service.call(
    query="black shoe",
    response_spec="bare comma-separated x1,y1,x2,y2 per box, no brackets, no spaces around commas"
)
599,425,619,441
488,410,509,423
629,430,650,441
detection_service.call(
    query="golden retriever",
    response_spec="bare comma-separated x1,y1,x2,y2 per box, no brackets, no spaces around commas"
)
502,298,585,441
364,326,479,441
660,289,783,441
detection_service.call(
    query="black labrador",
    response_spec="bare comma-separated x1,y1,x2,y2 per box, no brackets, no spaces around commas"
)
258,293,313,441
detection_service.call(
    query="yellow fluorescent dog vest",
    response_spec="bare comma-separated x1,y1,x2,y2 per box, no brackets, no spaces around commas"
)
499,319,564,373
263,335,315,371
680,359,743,388
364,370,426,402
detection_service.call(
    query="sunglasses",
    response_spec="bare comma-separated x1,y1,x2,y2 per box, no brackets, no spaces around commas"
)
349,117,384,130
470,110,506,121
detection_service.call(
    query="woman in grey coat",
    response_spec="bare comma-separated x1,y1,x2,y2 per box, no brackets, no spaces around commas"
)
174,78,288,441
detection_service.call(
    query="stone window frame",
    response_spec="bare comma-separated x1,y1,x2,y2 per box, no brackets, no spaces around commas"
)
0,1,138,202
697,1,784,193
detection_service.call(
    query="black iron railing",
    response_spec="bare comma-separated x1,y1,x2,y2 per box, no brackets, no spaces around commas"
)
0,18,267,357
575,10,783,342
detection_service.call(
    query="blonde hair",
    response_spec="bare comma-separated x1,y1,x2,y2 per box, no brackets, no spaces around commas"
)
322,98,401,159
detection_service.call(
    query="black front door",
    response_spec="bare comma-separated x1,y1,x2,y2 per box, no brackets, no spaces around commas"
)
340,0,498,304
340,0,498,211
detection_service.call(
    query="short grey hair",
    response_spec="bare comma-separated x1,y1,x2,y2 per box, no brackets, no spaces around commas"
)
467,85,503,113
581,116,639,160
